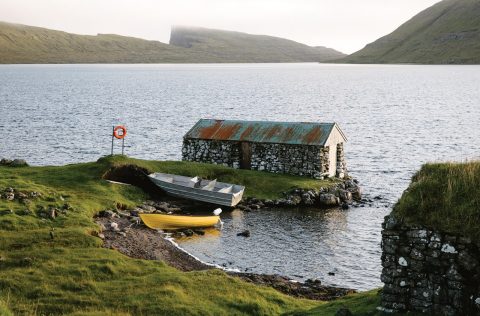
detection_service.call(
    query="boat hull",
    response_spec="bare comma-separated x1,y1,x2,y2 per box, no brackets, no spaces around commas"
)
139,213,220,230
148,174,244,207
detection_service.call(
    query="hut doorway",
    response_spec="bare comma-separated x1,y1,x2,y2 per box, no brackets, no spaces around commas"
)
240,142,252,169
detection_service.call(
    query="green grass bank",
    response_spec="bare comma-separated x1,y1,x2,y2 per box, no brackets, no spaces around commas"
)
0,155,378,315
393,161,480,240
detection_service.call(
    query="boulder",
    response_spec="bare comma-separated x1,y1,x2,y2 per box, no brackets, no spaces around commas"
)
110,222,120,232
183,229,194,237
237,230,251,237
0,158,12,165
338,190,353,203
10,159,28,167
318,193,340,207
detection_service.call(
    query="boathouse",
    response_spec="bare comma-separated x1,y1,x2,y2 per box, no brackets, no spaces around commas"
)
182,119,347,179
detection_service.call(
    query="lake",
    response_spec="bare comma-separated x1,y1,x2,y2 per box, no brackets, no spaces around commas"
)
1,63,479,290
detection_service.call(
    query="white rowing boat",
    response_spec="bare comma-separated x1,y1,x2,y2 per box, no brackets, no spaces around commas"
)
148,173,245,207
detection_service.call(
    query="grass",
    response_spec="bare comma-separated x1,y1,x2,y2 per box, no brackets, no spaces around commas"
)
0,21,343,64
0,155,376,315
392,161,480,239
286,290,381,316
102,155,336,200
339,0,480,64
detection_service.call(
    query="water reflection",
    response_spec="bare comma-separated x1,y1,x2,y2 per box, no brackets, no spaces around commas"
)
1,63,479,290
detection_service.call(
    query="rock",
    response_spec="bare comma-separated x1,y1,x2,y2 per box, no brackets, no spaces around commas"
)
5,193,14,201
398,257,408,267
350,186,362,200
10,159,28,167
183,229,194,237
237,230,251,237
49,208,57,219
383,215,400,230
97,233,105,240
341,203,349,210
193,229,205,236
338,190,353,202
335,308,353,316
305,279,322,287
301,193,315,206
17,192,28,199
4,187,14,193
328,272,335,276
141,205,156,212
441,243,457,254
130,217,140,224
0,158,12,165
110,222,120,231
29,191,41,198
118,231,127,237
318,193,340,207
99,210,117,218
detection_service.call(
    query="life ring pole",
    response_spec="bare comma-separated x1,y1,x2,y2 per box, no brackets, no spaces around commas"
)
111,125,127,156
111,125,115,156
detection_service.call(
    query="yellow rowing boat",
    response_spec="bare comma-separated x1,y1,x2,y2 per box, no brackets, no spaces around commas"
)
139,213,221,230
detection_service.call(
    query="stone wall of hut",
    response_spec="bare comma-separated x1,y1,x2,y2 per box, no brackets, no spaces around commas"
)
182,139,333,179
336,143,347,178
249,143,328,179
182,139,241,168
379,214,480,315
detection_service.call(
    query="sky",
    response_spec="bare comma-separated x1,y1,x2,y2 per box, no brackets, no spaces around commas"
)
0,0,441,54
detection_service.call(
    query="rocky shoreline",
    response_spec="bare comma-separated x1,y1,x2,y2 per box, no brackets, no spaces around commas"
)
95,209,355,301
237,178,362,211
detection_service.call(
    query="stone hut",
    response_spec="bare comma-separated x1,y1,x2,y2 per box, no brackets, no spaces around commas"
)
182,119,347,179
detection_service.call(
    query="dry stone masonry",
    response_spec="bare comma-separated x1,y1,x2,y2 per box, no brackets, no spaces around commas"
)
182,139,346,179
182,139,241,169
182,119,348,179
379,215,480,315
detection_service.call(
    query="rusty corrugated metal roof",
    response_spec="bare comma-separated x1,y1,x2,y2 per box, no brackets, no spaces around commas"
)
184,119,345,146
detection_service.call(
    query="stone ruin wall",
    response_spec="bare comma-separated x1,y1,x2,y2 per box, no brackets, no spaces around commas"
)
182,139,333,179
380,215,480,315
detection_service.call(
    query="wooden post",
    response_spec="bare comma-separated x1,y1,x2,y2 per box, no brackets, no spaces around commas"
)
121,137,125,155
111,126,115,156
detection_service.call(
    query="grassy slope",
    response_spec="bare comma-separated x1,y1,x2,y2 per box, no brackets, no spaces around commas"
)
169,26,345,62
339,0,480,64
0,156,378,315
288,290,381,316
0,21,344,64
393,161,480,239
0,21,201,64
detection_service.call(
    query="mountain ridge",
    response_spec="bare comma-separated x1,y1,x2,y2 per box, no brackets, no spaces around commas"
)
0,21,344,64
338,0,480,64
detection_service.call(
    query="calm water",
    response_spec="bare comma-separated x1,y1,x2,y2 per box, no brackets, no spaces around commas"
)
1,64,479,290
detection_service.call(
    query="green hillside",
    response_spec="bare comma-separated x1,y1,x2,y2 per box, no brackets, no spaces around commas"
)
0,155,381,315
340,0,480,64
0,21,201,63
0,21,344,64
169,26,345,62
